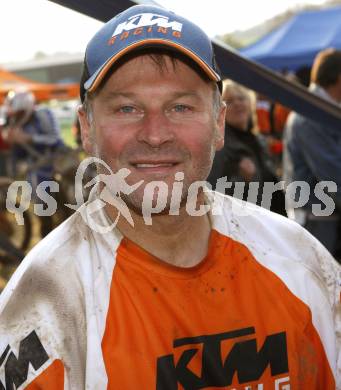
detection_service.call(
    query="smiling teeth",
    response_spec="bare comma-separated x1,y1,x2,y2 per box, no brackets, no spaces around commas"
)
136,163,173,168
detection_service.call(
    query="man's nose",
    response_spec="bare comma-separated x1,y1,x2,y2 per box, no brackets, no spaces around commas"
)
136,111,174,147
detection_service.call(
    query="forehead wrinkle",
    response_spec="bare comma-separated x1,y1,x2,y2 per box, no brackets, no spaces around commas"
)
98,91,136,102
171,91,202,100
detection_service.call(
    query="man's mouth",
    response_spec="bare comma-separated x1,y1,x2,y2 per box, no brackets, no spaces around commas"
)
129,161,181,176
134,163,176,168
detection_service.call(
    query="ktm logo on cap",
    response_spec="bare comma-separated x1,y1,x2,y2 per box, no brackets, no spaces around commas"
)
111,13,183,37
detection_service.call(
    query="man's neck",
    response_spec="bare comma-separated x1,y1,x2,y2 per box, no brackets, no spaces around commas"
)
107,203,212,268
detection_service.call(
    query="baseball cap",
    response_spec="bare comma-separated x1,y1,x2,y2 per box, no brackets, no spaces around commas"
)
80,4,222,102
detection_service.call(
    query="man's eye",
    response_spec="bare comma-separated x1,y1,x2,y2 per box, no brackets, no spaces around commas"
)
172,104,192,113
119,106,136,113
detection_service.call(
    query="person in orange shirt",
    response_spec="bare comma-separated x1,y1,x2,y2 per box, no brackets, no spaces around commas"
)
0,5,339,390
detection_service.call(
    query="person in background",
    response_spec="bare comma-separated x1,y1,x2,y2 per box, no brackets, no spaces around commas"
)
270,73,301,175
208,80,286,215
283,48,341,258
3,90,65,236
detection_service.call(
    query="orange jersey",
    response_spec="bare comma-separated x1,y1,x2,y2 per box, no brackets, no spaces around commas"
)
103,232,334,389
0,192,340,389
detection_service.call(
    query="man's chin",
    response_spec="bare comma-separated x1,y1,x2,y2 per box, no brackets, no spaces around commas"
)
120,192,188,219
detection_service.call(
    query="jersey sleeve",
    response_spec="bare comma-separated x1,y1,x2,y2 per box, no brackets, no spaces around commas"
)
0,244,86,389
313,235,341,389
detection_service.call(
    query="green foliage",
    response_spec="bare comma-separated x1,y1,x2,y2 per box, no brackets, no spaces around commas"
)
61,121,77,148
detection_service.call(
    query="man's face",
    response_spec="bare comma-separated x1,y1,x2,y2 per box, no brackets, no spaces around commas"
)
79,54,225,213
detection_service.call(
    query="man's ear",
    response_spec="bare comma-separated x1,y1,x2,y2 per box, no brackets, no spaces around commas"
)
215,102,226,151
78,105,94,155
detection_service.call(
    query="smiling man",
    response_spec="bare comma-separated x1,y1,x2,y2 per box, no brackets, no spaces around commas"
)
0,5,340,389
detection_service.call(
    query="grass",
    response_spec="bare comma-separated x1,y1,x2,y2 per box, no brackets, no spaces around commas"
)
61,120,77,148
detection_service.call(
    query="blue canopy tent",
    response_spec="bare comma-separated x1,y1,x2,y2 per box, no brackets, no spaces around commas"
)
240,6,341,71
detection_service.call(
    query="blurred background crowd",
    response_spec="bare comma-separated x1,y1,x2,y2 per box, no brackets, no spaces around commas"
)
0,0,341,288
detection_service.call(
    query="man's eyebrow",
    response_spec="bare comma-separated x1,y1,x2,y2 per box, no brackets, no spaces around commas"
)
100,91,202,102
